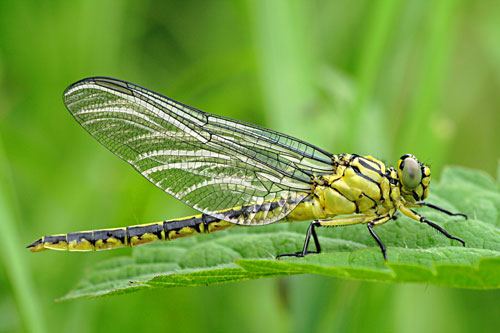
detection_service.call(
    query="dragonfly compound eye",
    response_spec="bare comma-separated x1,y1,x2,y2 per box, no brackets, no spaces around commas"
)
401,157,422,189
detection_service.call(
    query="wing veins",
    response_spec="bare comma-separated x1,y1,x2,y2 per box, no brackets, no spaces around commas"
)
64,77,326,225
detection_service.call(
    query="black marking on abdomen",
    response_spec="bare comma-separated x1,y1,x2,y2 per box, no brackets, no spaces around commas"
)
203,214,220,224
94,229,126,244
289,194,310,204
202,214,221,233
127,224,162,239
44,234,67,244
201,214,210,233
215,194,309,225
164,216,203,236
67,232,93,245
224,196,297,222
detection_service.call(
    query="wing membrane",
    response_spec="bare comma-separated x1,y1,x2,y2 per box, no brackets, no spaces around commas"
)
63,77,334,225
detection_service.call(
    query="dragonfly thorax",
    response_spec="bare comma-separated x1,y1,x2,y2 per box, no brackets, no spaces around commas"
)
287,154,394,221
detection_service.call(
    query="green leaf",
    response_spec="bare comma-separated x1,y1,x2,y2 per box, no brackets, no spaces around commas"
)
60,167,500,300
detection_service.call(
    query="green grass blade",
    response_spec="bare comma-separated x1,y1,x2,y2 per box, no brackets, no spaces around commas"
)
0,137,46,333
248,0,315,138
396,0,461,166
350,0,402,152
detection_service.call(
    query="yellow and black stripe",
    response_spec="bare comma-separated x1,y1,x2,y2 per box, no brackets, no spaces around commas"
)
27,214,233,252
27,194,311,252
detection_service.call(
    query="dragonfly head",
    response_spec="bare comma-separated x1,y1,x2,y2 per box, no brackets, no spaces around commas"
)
397,154,431,202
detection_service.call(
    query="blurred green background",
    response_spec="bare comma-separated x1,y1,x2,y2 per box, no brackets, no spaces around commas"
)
1,0,499,332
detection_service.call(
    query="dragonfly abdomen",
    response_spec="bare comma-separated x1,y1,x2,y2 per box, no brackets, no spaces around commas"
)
27,214,234,252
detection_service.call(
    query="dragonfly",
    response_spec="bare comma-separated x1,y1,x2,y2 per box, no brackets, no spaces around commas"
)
27,77,468,260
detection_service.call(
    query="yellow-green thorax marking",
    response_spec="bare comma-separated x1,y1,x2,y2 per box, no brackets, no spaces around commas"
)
28,77,467,259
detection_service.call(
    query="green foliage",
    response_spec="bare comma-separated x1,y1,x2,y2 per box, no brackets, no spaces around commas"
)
61,167,500,300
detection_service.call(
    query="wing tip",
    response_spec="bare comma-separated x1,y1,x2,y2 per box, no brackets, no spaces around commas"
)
63,77,133,99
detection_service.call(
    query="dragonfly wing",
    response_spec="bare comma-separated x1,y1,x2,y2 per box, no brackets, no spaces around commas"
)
63,77,334,225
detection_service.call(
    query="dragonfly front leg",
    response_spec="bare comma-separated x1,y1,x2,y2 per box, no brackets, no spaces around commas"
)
410,201,468,219
397,203,466,246
277,214,392,259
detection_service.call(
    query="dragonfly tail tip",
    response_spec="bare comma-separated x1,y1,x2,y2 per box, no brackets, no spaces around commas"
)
27,238,46,252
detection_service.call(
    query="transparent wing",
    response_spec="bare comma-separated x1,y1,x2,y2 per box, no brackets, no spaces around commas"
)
63,77,334,225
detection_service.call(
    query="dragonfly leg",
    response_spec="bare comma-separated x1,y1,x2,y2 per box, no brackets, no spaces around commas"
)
277,221,321,259
397,204,466,246
321,214,392,259
422,218,465,246
412,201,468,219
367,222,386,260
277,213,394,259
363,215,392,260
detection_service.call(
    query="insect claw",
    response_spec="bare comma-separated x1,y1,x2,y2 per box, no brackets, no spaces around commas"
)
276,251,304,259
452,236,466,247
